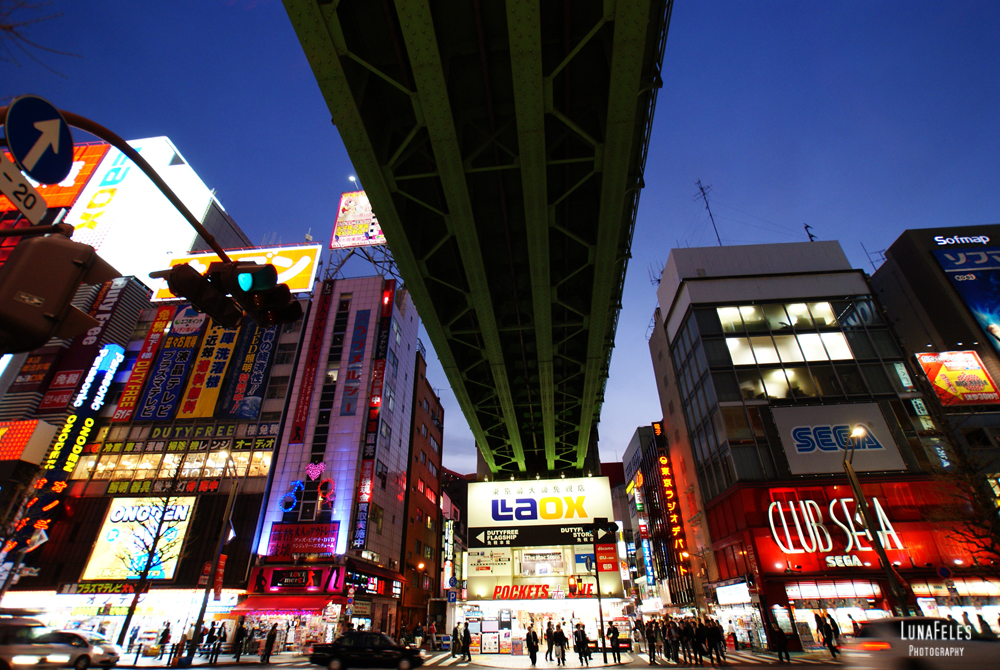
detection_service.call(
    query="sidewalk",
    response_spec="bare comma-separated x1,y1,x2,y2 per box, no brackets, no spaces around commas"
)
117,651,305,668
459,652,633,669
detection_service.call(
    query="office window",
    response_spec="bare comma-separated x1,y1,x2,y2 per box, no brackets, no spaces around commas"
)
389,349,399,377
385,384,395,412
70,455,98,480
180,453,205,479
419,451,427,465
274,342,297,365
265,376,290,400
726,338,755,365
429,435,440,454
376,460,388,489
231,452,250,477
392,318,402,344
112,454,139,481
158,453,181,479
424,545,433,559
372,505,384,535
417,479,425,493
425,488,436,504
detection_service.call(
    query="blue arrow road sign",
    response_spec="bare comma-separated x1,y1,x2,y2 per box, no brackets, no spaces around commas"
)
6,95,74,185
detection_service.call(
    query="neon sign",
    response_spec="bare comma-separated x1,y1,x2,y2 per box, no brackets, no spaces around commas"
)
657,453,690,577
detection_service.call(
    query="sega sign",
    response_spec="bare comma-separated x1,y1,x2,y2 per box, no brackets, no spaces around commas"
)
468,477,613,531
791,425,887,453
772,404,906,475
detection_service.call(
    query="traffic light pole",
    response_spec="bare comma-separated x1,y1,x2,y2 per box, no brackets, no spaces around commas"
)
592,518,608,664
0,106,231,262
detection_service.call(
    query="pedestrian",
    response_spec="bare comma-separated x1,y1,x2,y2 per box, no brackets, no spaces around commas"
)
607,622,620,663
261,623,278,664
128,626,140,653
848,613,860,637
574,624,589,666
553,624,568,667
428,621,437,650
452,624,461,657
526,624,539,667
645,620,657,663
544,621,554,661
820,618,838,660
158,624,171,660
655,621,665,661
414,622,424,650
826,614,840,646
978,614,996,639
694,620,708,666
681,620,694,665
771,624,789,664
707,621,724,666
233,622,247,662
462,623,472,662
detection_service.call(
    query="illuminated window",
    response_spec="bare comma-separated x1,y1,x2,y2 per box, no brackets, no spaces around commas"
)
988,475,1000,506
820,332,853,360
158,453,181,479
93,455,118,480
785,303,813,328
738,305,767,332
203,451,229,478
717,307,743,333
372,504,384,534
426,488,437,504
231,451,250,476
785,367,819,397
748,336,779,364
114,454,139,480
726,337,755,365
426,516,434,531
180,453,206,478
424,545,433,559
249,451,272,477
135,454,162,480
422,575,431,590
761,369,790,399
808,302,838,327
763,304,792,331
772,335,805,362
417,479,425,493
70,455,97,480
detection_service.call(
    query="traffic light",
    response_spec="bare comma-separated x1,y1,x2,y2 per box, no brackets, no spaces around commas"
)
209,261,303,326
0,234,120,354
149,263,243,329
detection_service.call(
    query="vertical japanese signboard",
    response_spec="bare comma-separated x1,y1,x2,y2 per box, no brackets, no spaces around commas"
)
216,323,278,420
177,321,240,418
289,280,334,445
656,451,690,580
113,306,175,422
135,308,207,421
6,345,125,554
340,310,370,416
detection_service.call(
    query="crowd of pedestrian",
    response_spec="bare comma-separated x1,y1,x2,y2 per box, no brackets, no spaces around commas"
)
631,617,729,666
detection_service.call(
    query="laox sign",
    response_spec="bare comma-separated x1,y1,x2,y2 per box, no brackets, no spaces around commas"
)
491,497,587,521
768,497,904,555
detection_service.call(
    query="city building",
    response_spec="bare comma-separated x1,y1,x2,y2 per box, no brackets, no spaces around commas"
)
870,224,1000,466
399,345,444,632
648,241,985,651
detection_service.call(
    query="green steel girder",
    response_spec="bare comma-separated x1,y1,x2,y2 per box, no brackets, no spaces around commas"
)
282,0,671,476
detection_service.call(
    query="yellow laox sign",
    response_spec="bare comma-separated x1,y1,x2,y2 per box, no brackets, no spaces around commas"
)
151,244,322,301
468,476,613,529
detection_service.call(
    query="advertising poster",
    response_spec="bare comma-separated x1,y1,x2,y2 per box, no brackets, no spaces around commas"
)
468,548,513,576
330,191,387,250
935,246,1000,355
151,244,322,301
340,310,371,416
0,144,109,213
134,308,207,421
915,351,1000,405
266,522,340,561
772,404,906,475
9,345,125,552
81,496,196,581
215,323,278,420
7,352,60,395
289,280,335,445
176,321,240,418
113,306,175,422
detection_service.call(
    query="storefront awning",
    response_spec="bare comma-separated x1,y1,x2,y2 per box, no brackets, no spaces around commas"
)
232,595,345,614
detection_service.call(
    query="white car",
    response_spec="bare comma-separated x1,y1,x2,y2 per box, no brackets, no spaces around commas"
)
843,617,998,670
56,632,120,669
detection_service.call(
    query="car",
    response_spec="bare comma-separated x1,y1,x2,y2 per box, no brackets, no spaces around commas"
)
310,632,425,670
843,616,998,670
54,631,121,669
0,618,81,670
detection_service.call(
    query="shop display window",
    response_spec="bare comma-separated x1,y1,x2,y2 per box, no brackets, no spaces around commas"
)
232,451,250,476
203,451,229,478
249,451,272,477
70,454,97,480
158,453,182,479
93,454,118,480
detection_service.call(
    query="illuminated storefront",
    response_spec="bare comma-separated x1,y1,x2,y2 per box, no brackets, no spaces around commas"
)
460,477,629,653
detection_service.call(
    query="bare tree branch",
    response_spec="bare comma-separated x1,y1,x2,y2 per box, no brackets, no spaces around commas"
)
0,0,80,81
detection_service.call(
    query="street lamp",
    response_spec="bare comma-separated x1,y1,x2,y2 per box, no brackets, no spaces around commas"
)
842,425,910,617
189,452,241,657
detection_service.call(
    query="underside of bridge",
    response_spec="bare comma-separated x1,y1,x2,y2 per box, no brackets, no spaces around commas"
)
284,0,672,475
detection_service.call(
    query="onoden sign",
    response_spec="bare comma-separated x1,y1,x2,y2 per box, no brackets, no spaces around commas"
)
467,477,612,548
150,245,322,301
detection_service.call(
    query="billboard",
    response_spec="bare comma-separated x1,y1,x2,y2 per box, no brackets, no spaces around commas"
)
65,137,213,281
0,420,57,463
934,246,1000,356
467,477,613,548
771,404,907,475
0,144,109,213
915,351,1000,405
330,191,386,250
150,244,323,301
289,280,334,445
81,497,196,581
134,308,207,421
265,522,340,562
112,306,175,422
215,323,278,420
176,321,240,418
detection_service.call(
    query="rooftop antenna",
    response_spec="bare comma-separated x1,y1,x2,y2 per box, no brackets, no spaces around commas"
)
305,228,314,242
694,180,722,246
860,242,885,273
648,261,664,286
804,224,817,242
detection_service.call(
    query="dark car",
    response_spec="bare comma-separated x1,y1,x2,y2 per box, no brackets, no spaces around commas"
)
310,633,425,670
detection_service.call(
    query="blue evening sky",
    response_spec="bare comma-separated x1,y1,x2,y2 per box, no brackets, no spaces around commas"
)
4,1,998,474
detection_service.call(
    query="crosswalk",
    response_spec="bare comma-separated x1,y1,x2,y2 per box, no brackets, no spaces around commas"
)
632,651,835,665
424,652,466,666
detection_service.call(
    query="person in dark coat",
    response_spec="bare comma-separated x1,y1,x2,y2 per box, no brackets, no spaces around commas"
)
452,624,461,657
645,620,657,663
705,622,723,666
158,624,171,660
261,624,278,664
525,624,539,667
552,624,568,667
771,624,790,664
462,623,472,662
233,623,247,662
545,622,554,662
573,624,589,666
694,621,708,666
820,619,838,660
607,623,620,663
827,615,840,645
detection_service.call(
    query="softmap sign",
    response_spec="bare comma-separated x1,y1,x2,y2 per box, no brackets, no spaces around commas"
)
6,95,74,185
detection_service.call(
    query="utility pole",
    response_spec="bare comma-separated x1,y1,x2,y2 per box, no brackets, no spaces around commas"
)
804,224,816,242
694,180,722,247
